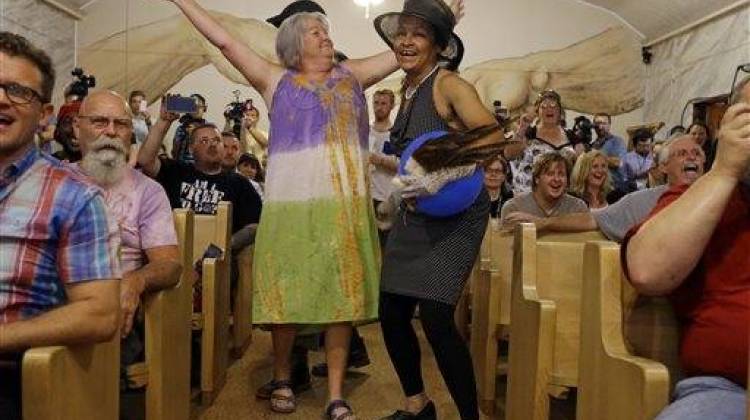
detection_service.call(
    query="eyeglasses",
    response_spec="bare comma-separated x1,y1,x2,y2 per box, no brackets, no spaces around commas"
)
670,148,703,159
196,137,221,146
539,102,559,109
0,82,43,105
485,168,505,175
78,115,133,131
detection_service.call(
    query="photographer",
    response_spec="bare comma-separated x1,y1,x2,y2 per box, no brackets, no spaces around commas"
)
224,101,268,162
51,68,96,162
571,115,595,154
51,101,82,162
171,93,207,164
492,100,509,132
128,90,152,144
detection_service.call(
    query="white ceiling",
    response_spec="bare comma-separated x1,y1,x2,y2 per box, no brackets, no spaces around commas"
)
52,0,749,45
578,0,748,43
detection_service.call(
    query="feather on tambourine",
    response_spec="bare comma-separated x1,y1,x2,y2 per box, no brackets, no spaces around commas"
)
394,125,515,217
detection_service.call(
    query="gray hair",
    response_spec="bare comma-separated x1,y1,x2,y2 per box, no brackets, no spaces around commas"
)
730,74,750,105
276,12,330,70
658,135,703,164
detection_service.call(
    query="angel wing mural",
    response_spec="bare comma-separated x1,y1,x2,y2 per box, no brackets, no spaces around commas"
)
80,11,643,117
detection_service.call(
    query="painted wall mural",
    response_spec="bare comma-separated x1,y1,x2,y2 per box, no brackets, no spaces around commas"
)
80,10,644,118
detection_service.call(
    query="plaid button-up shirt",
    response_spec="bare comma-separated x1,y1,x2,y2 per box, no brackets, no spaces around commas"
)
0,146,121,323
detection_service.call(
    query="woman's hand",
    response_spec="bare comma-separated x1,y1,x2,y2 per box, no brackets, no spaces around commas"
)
449,0,466,24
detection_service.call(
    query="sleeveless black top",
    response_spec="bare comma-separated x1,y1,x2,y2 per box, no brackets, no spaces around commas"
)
389,69,449,156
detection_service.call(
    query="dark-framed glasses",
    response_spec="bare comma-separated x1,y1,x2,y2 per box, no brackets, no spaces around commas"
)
0,82,43,105
78,115,133,131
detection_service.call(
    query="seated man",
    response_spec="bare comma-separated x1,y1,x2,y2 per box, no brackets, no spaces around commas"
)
137,104,262,238
0,32,120,420
500,151,587,223
73,91,182,395
623,76,750,420
504,135,705,243
220,130,242,173
621,128,655,192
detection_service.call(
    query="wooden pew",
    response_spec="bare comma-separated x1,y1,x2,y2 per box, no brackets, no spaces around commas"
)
136,209,194,420
22,335,120,420
505,224,605,420
576,241,673,420
192,202,232,405
470,224,514,415
233,244,254,358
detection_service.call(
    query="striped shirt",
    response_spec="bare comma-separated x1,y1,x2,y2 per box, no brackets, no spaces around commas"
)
0,146,121,323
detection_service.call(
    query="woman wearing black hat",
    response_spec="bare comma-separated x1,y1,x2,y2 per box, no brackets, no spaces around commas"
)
161,0,463,419
373,1,502,419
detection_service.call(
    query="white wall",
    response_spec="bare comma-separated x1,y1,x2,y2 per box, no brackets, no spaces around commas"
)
1,0,77,100
75,0,643,143
643,5,750,134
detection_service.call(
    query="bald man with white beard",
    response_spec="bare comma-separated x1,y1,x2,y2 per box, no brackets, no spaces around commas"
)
73,91,182,342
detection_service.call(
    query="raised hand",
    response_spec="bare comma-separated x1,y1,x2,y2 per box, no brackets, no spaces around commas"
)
448,0,466,24
713,102,750,180
159,95,180,123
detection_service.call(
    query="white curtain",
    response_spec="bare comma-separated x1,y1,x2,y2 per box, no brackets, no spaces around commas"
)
643,6,750,131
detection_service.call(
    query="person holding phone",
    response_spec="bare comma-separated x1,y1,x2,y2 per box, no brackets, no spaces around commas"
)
170,93,207,163
128,90,152,144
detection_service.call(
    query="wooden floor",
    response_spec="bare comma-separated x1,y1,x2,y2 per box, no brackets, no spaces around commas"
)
192,323,576,420
193,323,469,419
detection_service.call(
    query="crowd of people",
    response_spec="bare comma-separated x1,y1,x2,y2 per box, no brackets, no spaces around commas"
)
1,0,748,420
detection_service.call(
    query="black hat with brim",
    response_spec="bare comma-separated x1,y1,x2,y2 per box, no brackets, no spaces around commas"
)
267,0,326,28
374,0,464,71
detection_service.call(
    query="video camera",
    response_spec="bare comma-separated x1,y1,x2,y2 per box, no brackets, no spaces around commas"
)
572,115,594,146
493,100,509,129
66,68,96,99
224,90,255,138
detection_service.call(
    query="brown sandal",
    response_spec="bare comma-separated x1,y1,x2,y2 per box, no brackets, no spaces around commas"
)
269,380,296,414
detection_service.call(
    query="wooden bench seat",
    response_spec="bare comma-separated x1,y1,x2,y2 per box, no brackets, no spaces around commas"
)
505,224,604,420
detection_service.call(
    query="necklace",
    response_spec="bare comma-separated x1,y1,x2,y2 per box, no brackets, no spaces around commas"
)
404,64,440,100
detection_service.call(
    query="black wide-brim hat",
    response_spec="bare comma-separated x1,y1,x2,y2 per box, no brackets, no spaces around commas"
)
267,0,326,28
374,0,464,71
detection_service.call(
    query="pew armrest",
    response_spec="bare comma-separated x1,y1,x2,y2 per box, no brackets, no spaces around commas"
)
22,337,119,420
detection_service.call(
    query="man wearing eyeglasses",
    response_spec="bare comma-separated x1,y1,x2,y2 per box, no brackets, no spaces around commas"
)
0,32,121,420
624,77,750,420
73,91,182,403
137,104,262,238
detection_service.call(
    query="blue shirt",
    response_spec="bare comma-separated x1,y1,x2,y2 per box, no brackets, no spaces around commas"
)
620,151,654,191
595,134,626,190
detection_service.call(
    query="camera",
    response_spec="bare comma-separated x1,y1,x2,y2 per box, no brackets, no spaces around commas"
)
224,90,254,138
493,99,509,128
572,115,594,146
66,68,96,99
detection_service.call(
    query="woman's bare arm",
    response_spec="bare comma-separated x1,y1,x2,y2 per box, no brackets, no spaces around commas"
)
168,0,283,99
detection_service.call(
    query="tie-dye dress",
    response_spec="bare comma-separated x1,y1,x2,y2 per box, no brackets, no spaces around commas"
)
252,65,380,324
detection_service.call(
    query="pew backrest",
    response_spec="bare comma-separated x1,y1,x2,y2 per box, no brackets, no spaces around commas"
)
577,241,673,420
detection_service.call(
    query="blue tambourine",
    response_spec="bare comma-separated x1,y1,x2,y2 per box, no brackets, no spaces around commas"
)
398,130,484,217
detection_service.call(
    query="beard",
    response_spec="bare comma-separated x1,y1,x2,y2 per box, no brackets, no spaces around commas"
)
80,135,128,188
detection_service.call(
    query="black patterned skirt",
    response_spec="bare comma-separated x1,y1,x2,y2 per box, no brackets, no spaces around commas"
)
380,189,490,305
